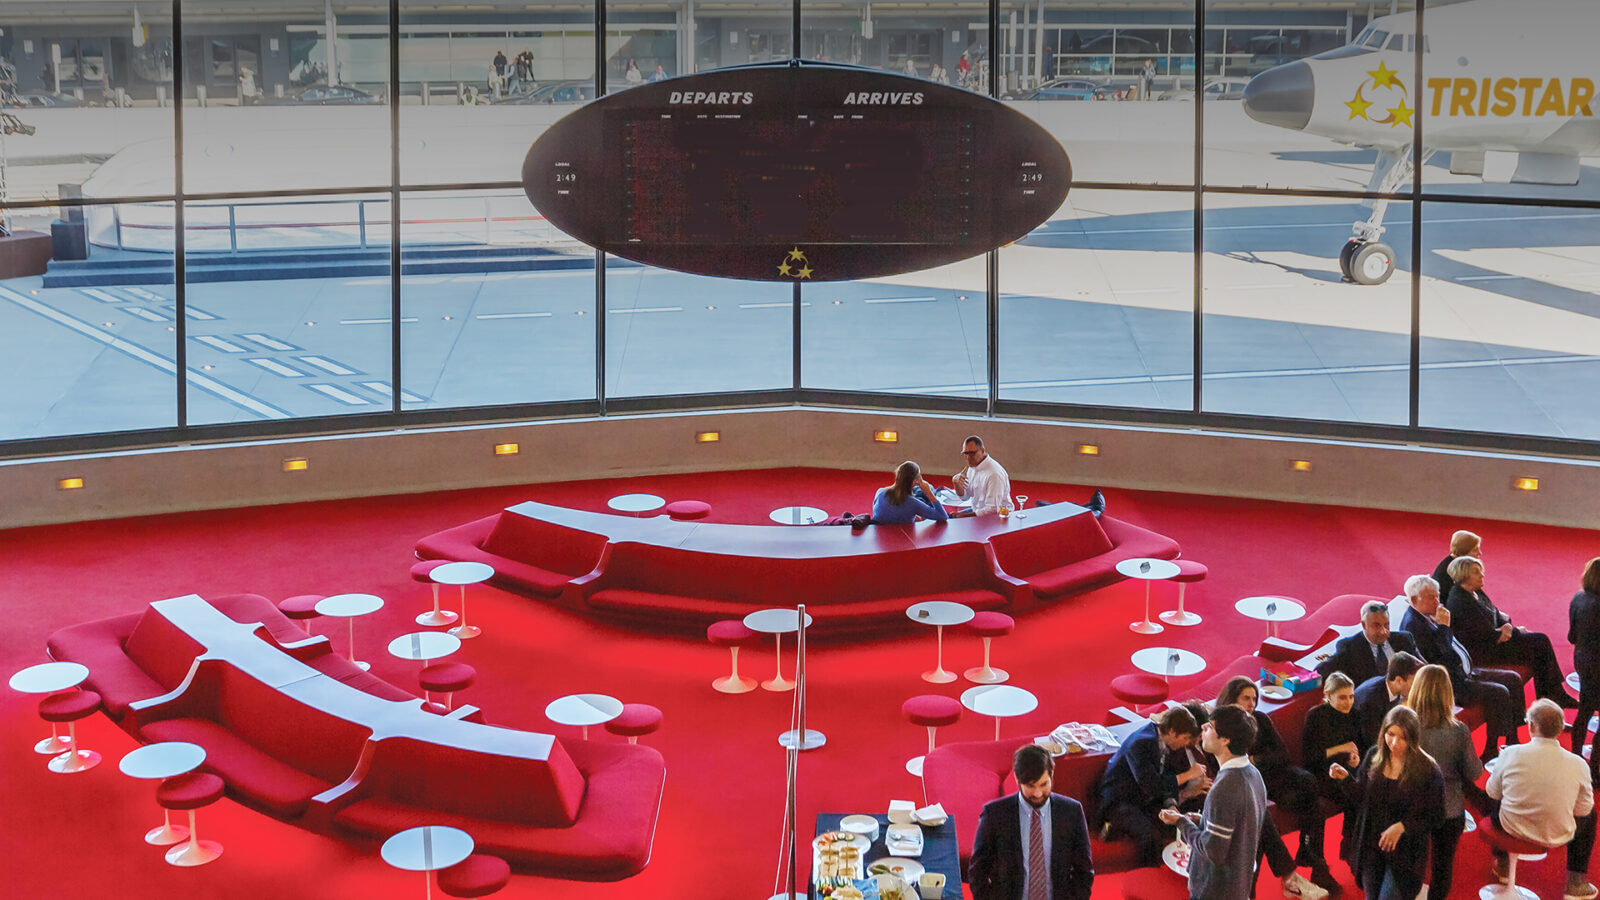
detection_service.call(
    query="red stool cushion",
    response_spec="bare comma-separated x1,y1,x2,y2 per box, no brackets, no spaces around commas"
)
1172,560,1209,582
1121,866,1190,900
969,611,1015,637
605,703,664,738
1479,816,1550,856
902,695,963,728
419,662,477,694
663,500,712,521
410,559,448,582
278,594,324,620
38,690,101,722
1111,673,1170,705
438,853,512,898
157,771,225,810
707,620,758,646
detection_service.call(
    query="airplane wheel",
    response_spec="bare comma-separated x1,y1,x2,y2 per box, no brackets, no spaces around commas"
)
1350,241,1395,285
1339,239,1363,279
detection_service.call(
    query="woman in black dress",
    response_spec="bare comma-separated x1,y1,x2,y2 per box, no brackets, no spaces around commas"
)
1331,704,1445,900
1569,557,1600,775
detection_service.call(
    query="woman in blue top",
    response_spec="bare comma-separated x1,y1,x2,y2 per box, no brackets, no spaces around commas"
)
872,461,949,524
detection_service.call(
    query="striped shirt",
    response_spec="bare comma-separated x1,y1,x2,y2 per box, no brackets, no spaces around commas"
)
1178,756,1267,900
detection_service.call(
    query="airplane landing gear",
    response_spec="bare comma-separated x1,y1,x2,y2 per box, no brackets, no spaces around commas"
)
1338,145,1428,286
1343,240,1395,285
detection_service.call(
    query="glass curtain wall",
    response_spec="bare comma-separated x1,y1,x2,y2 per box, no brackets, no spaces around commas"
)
2,0,1598,449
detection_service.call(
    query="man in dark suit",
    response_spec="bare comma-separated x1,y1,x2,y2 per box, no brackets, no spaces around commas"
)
1094,705,1205,867
1353,652,1423,746
971,743,1094,900
1399,573,1526,761
1315,599,1420,686
1445,555,1577,707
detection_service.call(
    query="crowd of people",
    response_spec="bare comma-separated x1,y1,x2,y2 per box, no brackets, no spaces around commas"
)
945,499,1600,900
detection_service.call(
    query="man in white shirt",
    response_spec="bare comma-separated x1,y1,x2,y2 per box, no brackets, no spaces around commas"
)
952,435,1011,517
1486,699,1598,900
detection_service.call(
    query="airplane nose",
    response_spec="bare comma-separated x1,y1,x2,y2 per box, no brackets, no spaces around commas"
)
1243,61,1313,130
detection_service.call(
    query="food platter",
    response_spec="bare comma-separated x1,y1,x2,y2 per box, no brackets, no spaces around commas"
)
867,857,926,882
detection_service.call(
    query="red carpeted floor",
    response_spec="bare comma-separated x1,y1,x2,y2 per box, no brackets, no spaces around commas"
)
2,467,1594,900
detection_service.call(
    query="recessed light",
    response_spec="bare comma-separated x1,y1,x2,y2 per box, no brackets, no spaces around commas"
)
57,476,84,490
282,458,308,472
874,430,899,443
1076,443,1100,456
1290,459,1312,472
1511,476,1539,491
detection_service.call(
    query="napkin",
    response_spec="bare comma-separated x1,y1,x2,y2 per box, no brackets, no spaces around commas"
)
887,799,916,825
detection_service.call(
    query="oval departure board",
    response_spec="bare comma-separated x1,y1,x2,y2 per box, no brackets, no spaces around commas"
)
521,60,1072,282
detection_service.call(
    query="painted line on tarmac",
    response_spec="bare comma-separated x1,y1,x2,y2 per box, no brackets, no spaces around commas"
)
863,297,935,304
1069,211,1600,237
193,335,246,353
305,383,371,405
0,285,290,420
1112,288,1180,295
298,355,359,376
81,288,122,304
608,307,682,314
739,302,809,309
239,333,298,351
1456,274,1518,282
246,358,306,378
475,312,552,320
360,381,427,403
126,307,170,322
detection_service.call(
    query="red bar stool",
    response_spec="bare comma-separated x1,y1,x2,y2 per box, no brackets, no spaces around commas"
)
277,594,325,633
1477,815,1554,900
411,559,458,627
156,771,225,866
663,499,712,521
39,690,102,773
901,694,963,777
1160,559,1208,627
604,703,664,744
707,619,759,694
419,662,477,711
438,853,512,898
1111,673,1170,707
963,612,1015,684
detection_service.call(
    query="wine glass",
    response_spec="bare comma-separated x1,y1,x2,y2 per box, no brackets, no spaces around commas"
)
1015,493,1028,518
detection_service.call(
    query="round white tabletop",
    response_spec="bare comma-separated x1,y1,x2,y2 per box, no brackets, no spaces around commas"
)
1569,672,1582,693
428,561,495,587
608,493,666,514
387,631,462,662
1131,647,1207,679
769,505,828,525
10,661,90,694
961,684,1039,740
316,593,386,617
546,693,624,740
381,825,475,872
906,600,977,627
743,608,816,634
1116,558,1182,581
120,741,207,780
1235,596,1305,638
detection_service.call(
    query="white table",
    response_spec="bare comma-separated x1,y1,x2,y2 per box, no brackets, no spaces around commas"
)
1118,557,1181,635
906,600,976,684
316,593,385,670
431,561,494,640
608,493,665,515
9,661,90,755
382,825,475,900
1570,672,1583,693
1234,596,1306,639
388,631,462,662
961,684,1039,740
120,741,207,845
768,505,828,525
743,608,816,692
1131,647,1207,681
545,693,624,740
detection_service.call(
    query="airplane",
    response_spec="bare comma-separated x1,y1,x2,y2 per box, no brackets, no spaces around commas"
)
1241,0,1599,285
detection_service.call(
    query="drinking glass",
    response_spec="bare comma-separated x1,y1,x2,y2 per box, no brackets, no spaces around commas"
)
1015,494,1028,518
998,497,1012,519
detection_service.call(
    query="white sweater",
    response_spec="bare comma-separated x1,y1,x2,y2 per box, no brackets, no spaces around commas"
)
1487,736,1595,847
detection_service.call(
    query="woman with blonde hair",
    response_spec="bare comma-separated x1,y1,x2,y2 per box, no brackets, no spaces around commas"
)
1331,704,1444,900
1407,664,1483,899
871,461,948,524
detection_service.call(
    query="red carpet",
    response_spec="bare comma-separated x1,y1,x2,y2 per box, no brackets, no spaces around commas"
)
2,467,1594,899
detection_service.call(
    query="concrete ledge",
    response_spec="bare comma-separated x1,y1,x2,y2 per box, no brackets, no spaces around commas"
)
3,407,1597,529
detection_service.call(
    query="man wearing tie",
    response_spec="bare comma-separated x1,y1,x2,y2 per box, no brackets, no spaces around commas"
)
1353,652,1424,746
1399,573,1525,762
971,743,1095,900
1316,600,1420,686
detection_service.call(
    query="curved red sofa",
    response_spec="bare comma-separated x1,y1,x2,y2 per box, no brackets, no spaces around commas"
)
46,593,665,881
415,499,1180,630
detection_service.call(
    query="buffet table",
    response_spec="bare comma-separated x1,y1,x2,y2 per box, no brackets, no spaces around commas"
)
812,813,960,899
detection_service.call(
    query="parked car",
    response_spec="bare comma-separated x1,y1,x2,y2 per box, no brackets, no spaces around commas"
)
1008,79,1110,101
3,91,90,108
496,80,598,105
1158,76,1250,101
268,84,383,105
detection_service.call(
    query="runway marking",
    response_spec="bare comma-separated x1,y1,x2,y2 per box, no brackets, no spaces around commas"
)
246,357,306,377
361,381,427,403
608,306,682,314
305,383,371,405
180,305,219,321
239,333,298,351
297,355,358,376
125,287,168,303
126,307,169,322
1064,211,1600,237
738,302,811,309
81,288,122,304
1456,274,1518,282
863,297,935,304
192,335,246,353
0,285,290,420
341,317,419,325
475,312,553,320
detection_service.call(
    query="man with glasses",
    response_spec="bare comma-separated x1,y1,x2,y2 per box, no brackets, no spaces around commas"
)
951,435,1011,517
